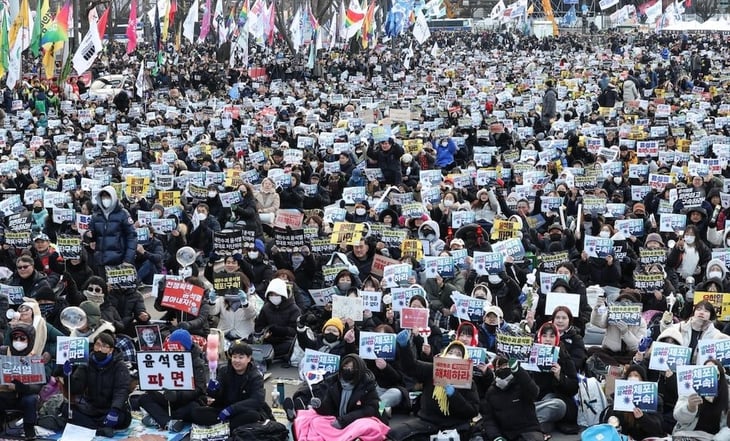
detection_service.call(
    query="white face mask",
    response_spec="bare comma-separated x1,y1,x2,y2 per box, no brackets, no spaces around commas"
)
709,271,723,280
685,235,695,245
613,177,622,184
208,191,217,198
248,251,259,260
488,275,501,284
599,231,611,238
101,197,112,208
269,295,282,305
355,208,366,215
12,341,27,351
198,213,207,221
310,161,318,169
443,199,454,207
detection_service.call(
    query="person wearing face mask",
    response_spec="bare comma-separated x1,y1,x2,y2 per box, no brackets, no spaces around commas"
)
230,183,264,237
672,359,730,440
272,269,314,312
255,177,280,225
302,173,332,211
602,174,631,203
417,220,446,256
63,332,132,438
0,324,42,439
388,339,480,441
667,225,711,283
660,300,728,360
293,354,388,441
203,184,226,226
30,200,49,232
209,273,257,341
601,364,665,439
590,291,649,365
472,356,542,441
86,185,137,271
271,246,316,292
577,225,622,288
296,317,351,358
254,278,301,360
400,153,420,191
153,276,211,339
33,285,66,331
243,239,275,297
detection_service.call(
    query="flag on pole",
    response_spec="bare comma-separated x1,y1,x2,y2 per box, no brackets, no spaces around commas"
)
336,0,345,41
154,3,161,51
265,2,275,45
361,0,376,49
490,0,505,18
343,1,365,39
168,0,177,32
29,0,47,56
71,13,102,74
0,9,10,79
6,38,23,89
41,0,70,45
412,9,430,44
183,0,197,43
238,0,248,26
127,0,138,53
289,6,302,52
135,61,146,98
9,0,32,50
199,0,211,41
96,7,109,40
42,41,58,78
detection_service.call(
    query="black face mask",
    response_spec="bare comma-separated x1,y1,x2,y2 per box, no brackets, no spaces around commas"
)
549,233,562,242
93,350,109,362
340,368,356,382
496,368,512,379
323,333,339,343
485,323,497,333
33,207,43,213
612,197,622,203
557,190,567,197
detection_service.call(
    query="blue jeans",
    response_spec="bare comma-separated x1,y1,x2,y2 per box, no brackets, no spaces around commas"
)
136,260,157,285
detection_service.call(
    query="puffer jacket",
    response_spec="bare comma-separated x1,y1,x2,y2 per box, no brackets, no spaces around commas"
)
70,351,131,417
209,359,267,417
254,294,300,343
88,185,137,267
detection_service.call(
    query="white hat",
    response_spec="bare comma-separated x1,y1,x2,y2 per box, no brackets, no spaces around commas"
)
265,278,289,298
484,305,503,318
401,153,413,163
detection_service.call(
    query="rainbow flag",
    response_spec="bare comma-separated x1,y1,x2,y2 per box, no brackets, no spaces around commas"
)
41,0,70,46
344,1,365,39
361,0,376,48
238,0,249,25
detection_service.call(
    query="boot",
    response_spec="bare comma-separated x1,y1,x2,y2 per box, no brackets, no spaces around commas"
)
23,422,35,440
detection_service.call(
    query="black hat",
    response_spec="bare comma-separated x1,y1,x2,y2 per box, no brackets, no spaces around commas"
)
625,364,648,381
35,286,56,303
228,340,253,357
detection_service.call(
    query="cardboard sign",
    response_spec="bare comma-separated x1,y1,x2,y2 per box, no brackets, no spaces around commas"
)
332,296,364,321
614,380,659,412
371,254,400,277
104,264,138,290
496,334,534,362
608,303,643,326
433,357,473,389
358,332,396,360
56,337,89,365
0,355,46,385
649,342,692,372
545,292,580,317
161,279,205,316
677,365,719,397
696,339,730,366
400,307,429,329
137,352,194,391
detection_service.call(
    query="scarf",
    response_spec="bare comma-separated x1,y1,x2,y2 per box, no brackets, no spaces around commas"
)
339,379,354,417
433,385,450,415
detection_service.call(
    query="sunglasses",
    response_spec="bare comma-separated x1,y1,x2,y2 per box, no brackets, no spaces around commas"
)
87,286,103,293
16,265,32,270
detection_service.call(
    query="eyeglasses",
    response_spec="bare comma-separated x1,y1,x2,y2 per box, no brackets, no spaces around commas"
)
87,286,103,293
16,265,32,270
93,341,112,350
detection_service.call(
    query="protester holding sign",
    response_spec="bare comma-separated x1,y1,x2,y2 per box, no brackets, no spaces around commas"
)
8,255,52,299
602,365,665,439
86,185,137,272
30,233,65,287
65,332,132,438
154,277,211,338
254,278,301,361
0,324,42,439
660,300,729,361
672,359,730,439
666,225,711,283
590,291,649,364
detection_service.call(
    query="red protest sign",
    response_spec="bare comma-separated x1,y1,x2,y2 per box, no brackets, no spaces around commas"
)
161,280,205,316
433,357,473,389
400,307,429,330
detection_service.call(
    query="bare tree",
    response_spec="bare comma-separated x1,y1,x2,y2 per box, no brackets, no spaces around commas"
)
693,0,718,21
273,0,336,53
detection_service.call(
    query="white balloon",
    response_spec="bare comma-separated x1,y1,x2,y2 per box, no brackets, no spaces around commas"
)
176,246,197,268
60,306,87,330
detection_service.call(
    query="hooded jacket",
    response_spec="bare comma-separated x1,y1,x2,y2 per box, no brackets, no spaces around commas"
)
480,362,542,440
312,354,380,427
254,279,300,342
208,355,267,415
417,220,446,256
88,185,137,266
530,323,579,418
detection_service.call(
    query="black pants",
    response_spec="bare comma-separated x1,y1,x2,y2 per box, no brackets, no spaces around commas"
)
65,406,132,431
138,391,201,427
190,406,261,429
0,392,38,425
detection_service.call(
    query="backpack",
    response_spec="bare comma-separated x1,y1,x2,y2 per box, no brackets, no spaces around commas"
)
580,424,622,441
230,419,289,441
575,376,608,428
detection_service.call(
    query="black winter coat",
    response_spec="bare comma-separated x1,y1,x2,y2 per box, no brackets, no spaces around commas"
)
88,186,137,266
70,352,131,416
254,295,300,344
209,361,267,417
480,367,542,440
312,355,380,427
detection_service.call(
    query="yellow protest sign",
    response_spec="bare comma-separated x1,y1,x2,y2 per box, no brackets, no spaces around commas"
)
695,292,730,321
125,176,150,197
491,219,519,241
158,191,181,208
330,222,365,246
401,239,423,262
225,169,243,187
403,139,423,154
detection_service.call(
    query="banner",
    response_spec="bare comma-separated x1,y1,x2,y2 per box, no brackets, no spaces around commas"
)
137,352,194,390
161,279,205,315
0,355,46,384
433,357,473,388
614,380,658,412
358,332,396,360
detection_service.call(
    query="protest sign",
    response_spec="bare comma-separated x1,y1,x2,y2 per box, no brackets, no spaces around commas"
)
0,355,46,385
491,237,525,259
56,337,89,365
299,349,341,380
1,284,25,304
391,287,422,312
639,248,667,266
696,339,730,366
659,214,686,233
213,272,242,293
274,209,305,230
584,234,614,258
57,235,82,260
451,292,487,322
473,251,504,275
371,253,400,277
309,287,338,306
526,343,559,372
136,325,163,351
613,380,659,412
332,296,364,321
5,231,31,247
161,279,205,315
322,264,348,284
330,222,365,246
400,307,429,329
491,219,519,240
358,332,396,360
614,218,645,237
383,263,412,288
496,334,533,362
137,352,194,391
275,227,305,251
633,273,664,292
677,365,719,397
695,291,730,321
545,292,580,316
540,252,569,273
466,346,489,365
213,230,245,256
104,264,138,290
5,213,32,232
433,357,473,388
423,256,455,279
360,291,382,313
649,342,692,372
608,303,643,326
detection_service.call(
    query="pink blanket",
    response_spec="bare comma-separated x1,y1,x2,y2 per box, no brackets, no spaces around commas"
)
293,408,390,441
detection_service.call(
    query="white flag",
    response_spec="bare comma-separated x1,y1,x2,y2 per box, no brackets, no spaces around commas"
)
135,62,146,98
183,0,198,43
289,7,302,52
71,19,103,75
6,38,23,90
412,10,431,44
430,42,440,57
211,0,222,29
490,0,506,18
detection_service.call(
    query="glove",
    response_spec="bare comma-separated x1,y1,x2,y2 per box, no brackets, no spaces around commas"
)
63,360,73,376
309,397,322,409
331,419,343,429
509,359,519,373
237,290,248,307
218,406,232,422
445,384,455,397
163,389,179,403
103,409,120,427
208,289,217,304
638,336,652,353
207,379,220,393
11,379,28,394
526,271,536,286
662,311,674,324
396,329,411,348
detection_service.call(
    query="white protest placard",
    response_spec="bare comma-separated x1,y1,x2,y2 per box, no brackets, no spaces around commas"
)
659,213,686,233
383,263,412,288
391,287,422,312
331,296,364,321
136,352,195,391
697,339,730,366
56,337,89,365
545,292,580,316
360,291,382,313
649,342,692,372
299,349,341,381
358,332,396,360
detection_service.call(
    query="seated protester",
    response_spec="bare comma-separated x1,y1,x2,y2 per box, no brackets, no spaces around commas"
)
196,341,271,429
34,285,66,331
633,326,684,434
388,339,480,441
365,324,410,414
69,301,137,366
417,220,446,256
9,255,52,299
550,306,588,373
590,291,648,365
602,365,665,439
473,356,543,441
477,305,512,353
254,278,301,360
673,359,730,439
641,263,676,313
297,317,351,356
705,258,730,292
576,230,622,289
531,322,580,436
133,226,164,285
63,333,132,437
534,276,591,337
139,330,208,432
394,294,444,362
270,248,318,295
244,240,276,297
6,299,63,367
423,271,464,329
272,268,314,314
154,276,210,338
666,224,711,284
82,276,125,333
455,322,494,398
293,354,389,441
0,324,42,439
483,272,523,324
209,285,257,342
106,284,151,337
659,300,729,361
